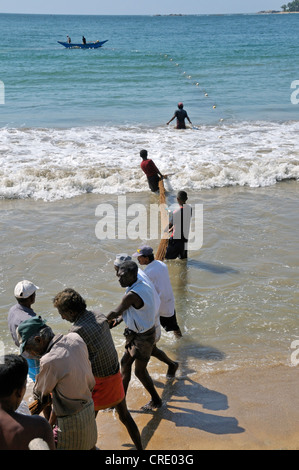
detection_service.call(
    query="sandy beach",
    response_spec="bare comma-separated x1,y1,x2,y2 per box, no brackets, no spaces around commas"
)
96,364,299,451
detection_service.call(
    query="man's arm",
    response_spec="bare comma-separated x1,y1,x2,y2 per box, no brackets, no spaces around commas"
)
33,361,57,402
106,291,144,324
166,114,175,125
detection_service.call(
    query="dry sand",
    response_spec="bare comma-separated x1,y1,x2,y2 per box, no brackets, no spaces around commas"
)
95,365,299,451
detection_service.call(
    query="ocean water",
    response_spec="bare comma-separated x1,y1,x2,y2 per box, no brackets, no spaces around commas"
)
0,14,299,382
0,13,299,200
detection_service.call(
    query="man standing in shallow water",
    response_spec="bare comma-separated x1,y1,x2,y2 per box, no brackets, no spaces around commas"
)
107,260,162,411
140,149,165,193
166,102,192,129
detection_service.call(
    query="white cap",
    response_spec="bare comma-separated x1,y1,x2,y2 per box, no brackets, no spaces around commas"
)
114,253,132,267
14,280,39,299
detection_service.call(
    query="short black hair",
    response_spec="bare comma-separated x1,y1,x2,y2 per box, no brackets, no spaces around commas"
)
140,149,148,159
177,190,188,202
0,354,28,398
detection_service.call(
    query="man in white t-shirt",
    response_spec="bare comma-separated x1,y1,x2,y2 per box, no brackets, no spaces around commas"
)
133,246,182,339
113,254,179,379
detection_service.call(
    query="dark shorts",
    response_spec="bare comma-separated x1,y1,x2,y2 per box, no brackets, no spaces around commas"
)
165,238,188,259
176,120,186,129
160,311,180,332
147,174,160,192
124,326,155,362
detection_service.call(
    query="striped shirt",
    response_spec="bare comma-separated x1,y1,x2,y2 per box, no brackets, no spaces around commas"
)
69,310,120,378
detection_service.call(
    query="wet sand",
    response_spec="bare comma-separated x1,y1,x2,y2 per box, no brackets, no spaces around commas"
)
95,365,299,450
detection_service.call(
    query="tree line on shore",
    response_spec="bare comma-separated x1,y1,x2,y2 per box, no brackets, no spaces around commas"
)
281,1,299,11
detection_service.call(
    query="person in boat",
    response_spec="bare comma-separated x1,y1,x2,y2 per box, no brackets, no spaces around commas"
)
140,149,165,193
82,36,86,45
67,35,71,44
167,102,192,129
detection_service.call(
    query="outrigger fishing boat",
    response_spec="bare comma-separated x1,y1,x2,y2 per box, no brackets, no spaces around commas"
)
58,40,108,49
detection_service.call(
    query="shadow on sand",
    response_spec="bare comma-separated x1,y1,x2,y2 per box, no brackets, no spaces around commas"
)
131,341,245,449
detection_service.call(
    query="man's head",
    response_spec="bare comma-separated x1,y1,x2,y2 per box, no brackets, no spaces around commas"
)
178,102,184,109
114,254,132,275
53,288,87,323
140,149,148,160
132,245,154,265
17,317,54,358
177,190,188,204
0,354,28,410
14,280,39,306
117,260,138,288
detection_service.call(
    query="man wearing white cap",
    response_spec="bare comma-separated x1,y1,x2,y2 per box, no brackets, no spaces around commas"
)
8,280,40,381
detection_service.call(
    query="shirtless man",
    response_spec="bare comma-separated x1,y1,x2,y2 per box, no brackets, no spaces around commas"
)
0,354,54,450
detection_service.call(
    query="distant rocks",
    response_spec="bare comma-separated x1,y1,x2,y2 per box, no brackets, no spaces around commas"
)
154,14,185,17
257,10,280,14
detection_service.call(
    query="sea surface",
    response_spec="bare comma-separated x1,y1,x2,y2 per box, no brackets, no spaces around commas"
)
0,14,298,384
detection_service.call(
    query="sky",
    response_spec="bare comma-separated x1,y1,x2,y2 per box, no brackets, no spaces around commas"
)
0,1,284,16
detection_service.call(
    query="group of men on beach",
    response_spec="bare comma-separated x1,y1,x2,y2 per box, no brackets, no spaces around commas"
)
0,102,193,450
1,240,188,450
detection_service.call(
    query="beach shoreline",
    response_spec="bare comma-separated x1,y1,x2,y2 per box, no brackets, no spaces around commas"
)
95,364,299,451
5,181,299,451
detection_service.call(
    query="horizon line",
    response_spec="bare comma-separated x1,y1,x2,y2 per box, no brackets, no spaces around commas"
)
0,11,284,17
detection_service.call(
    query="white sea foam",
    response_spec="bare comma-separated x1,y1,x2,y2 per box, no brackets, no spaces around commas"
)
0,121,298,201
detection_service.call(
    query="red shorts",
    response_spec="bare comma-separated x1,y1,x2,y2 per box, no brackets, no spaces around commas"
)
92,371,125,411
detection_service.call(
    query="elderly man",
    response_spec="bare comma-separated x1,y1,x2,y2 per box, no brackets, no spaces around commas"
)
107,260,162,411
17,316,97,450
53,288,143,450
114,254,179,378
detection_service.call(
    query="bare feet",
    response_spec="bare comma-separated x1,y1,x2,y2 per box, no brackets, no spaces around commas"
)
166,361,179,379
141,400,162,411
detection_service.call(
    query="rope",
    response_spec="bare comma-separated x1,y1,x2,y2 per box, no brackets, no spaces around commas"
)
155,179,170,261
